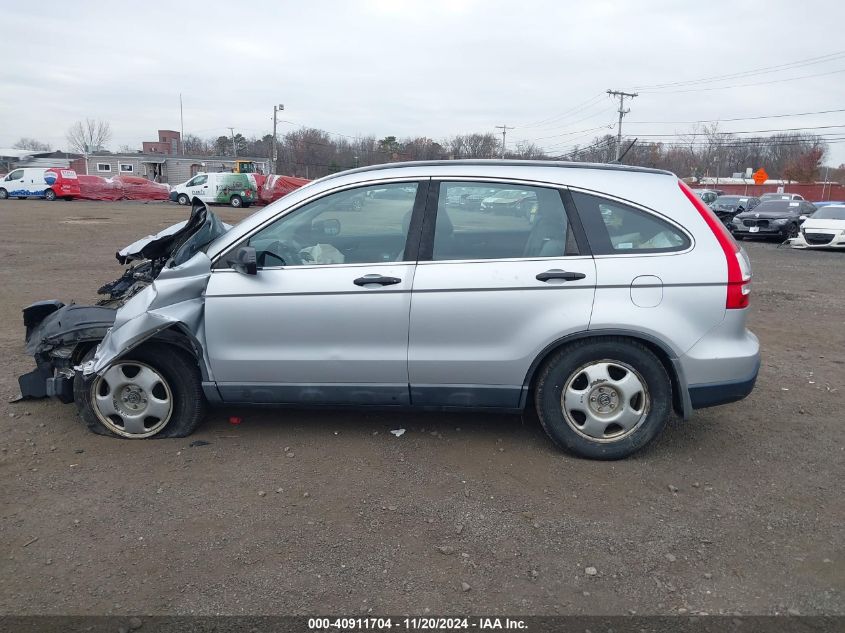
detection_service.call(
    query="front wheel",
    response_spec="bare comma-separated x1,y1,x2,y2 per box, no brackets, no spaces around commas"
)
230,195,243,208
74,343,206,439
177,193,190,206
0,188,7,200
785,223,799,239
534,337,671,460
44,189,57,201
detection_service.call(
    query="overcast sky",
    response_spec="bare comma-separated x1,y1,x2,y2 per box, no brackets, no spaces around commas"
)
2,0,844,165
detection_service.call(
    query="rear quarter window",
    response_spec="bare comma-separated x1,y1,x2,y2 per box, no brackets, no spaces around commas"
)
571,191,691,255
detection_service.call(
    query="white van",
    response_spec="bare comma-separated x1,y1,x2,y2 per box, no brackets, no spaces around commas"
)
169,172,258,208
0,167,81,200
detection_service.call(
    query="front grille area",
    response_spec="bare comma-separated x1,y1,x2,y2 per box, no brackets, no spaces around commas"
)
804,232,834,245
743,219,770,228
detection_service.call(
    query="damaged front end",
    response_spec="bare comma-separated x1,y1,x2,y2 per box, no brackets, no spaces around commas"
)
17,200,229,402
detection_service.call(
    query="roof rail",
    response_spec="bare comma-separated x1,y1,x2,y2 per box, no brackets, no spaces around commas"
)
318,159,674,182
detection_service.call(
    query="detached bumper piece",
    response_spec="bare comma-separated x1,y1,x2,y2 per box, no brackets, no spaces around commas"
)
17,301,117,403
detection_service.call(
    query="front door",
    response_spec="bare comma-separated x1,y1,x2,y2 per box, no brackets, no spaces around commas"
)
408,180,596,408
204,180,428,405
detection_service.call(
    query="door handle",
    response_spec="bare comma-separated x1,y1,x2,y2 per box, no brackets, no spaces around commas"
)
354,274,401,286
536,269,586,282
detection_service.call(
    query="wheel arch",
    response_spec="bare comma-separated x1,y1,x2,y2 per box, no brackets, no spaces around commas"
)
521,329,691,419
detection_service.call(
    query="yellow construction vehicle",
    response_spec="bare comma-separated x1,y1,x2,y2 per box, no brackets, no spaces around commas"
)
232,160,257,174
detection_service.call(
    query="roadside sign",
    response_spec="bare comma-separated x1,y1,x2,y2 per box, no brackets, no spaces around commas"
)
752,168,768,185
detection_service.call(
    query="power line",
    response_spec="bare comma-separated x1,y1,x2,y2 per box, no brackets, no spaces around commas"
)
629,124,845,138
626,107,845,125
638,67,845,94
519,92,606,128
633,50,845,90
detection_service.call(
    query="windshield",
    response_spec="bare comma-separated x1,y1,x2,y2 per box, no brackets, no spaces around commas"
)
713,196,745,205
811,207,845,220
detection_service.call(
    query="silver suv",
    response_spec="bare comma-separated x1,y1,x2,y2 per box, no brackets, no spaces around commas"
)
19,161,760,459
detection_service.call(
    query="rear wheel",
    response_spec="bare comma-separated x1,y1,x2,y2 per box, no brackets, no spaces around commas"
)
177,193,190,206
534,338,671,460
0,188,7,199
230,195,243,208
74,343,206,439
44,188,57,201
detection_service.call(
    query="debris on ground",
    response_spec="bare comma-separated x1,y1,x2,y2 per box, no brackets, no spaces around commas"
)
390,429,406,437
189,440,211,447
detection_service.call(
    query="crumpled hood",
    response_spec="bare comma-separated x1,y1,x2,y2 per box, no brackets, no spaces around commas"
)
115,209,232,265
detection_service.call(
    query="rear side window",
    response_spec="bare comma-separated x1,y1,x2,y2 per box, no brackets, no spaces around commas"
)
571,191,690,255
432,181,579,261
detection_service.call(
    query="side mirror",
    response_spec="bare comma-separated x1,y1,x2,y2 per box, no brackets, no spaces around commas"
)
312,218,341,237
226,245,257,275
799,214,808,222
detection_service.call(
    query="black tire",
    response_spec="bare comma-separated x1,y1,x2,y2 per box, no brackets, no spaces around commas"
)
64,196,74,201
74,343,206,439
230,195,243,208
44,189,57,201
0,188,7,200
534,337,672,460
786,223,799,239
177,194,190,206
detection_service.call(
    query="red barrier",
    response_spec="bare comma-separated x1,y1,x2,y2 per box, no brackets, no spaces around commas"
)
704,183,845,202
77,175,123,201
114,175,170,200
77,175,170,201
259,174,310,204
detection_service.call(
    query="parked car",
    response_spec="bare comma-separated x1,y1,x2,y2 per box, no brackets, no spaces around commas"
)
170,172,258,208
760,192,804,201
692,189,722,205
710,195,760,227
810,200,845,208
19,160,759,460
0,167,81,201
730,199,816,240
479,188,538,218
790,204,845,249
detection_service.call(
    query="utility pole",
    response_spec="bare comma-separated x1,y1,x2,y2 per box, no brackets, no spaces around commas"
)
271,103,284,174
179,93,184,156
228,127,237,157
495,124,513,158
607,90,638,161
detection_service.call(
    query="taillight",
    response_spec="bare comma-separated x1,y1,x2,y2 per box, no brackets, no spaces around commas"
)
679,181,751,309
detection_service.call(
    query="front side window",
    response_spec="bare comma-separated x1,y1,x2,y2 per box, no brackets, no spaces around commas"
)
432,181,578,261
6,170,23,180
247,182,419,267
187,175,207,187
96,163,111,173
572,191,690,254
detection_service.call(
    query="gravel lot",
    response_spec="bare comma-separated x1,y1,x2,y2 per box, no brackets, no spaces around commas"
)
0,199,842,616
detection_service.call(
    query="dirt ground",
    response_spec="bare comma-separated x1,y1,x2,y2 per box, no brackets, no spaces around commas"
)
0,199,842,617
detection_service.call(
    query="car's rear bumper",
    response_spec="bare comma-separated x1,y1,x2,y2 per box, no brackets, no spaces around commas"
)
688,358,760,409
678,309,760,411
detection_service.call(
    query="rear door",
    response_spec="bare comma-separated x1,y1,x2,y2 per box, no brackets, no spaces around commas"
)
408,179,596,408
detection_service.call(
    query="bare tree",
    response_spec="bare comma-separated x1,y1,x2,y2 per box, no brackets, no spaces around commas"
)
66,119,112,154
13,137,52,151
